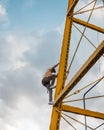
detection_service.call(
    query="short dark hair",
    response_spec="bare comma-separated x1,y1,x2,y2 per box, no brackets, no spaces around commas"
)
51,68,56,73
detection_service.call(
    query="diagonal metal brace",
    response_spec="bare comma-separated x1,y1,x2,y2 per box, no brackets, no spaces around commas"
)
54,40,104,106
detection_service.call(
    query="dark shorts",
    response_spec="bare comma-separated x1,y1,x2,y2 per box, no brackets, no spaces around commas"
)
42,77,50,86
42,74,56,87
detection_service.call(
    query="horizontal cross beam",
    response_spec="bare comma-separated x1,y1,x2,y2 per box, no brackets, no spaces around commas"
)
73,17,104,33
62,105,104,119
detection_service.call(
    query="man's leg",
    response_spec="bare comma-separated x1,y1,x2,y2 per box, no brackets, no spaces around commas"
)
49,88,53,103
46,84,53,103
42,77,54,104
50,74,57,86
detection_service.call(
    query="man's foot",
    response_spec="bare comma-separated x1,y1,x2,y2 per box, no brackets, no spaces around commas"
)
50,86,56,89
48,101,53,105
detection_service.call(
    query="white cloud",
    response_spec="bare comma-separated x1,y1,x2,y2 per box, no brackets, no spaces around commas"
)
0,95,51,130
0,29,58,130
6,33,30,69
0,33,31,71
0,4,9,27
0,4,6,16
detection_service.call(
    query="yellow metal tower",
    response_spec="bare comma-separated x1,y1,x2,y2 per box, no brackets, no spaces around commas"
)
50,0,104,130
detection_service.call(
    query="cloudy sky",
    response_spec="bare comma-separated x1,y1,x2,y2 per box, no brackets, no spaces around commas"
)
0,0,104,130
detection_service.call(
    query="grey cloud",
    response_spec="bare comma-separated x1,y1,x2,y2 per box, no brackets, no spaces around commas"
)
0,66,42,107
23,30,62,70
0,29,62,129
0,29,61,109
0,35,10,69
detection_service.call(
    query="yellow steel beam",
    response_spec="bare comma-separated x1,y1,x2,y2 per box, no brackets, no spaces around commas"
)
62,105,104,120
54,0,73,105
67,0,79,16
49,0,74,130
73,17,104,33
54,40,104,106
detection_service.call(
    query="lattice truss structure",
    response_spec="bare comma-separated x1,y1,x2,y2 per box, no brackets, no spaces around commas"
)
50,0,104,130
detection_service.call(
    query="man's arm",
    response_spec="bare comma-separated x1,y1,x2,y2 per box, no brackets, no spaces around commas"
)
51,63,59,69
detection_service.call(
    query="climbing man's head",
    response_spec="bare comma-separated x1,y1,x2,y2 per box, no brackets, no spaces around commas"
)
51,68,56,73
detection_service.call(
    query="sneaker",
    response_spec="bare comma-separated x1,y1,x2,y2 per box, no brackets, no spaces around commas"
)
48,101,53,105
50,86,56,89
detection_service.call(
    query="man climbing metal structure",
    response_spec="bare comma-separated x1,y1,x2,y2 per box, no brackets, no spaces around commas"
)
42,63,59,105
49,0,104,130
